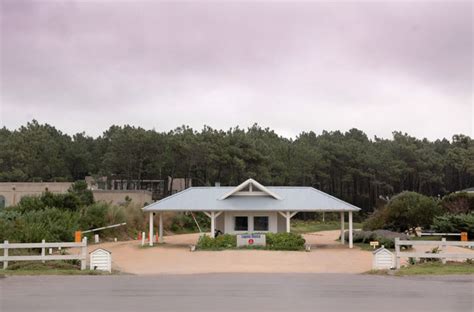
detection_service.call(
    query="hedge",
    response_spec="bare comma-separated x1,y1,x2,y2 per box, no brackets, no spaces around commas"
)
196,232,306,251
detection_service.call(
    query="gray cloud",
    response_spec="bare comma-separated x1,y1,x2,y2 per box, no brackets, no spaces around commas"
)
0,0,472,139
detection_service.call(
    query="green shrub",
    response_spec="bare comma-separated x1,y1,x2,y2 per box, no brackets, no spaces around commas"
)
0,208,81,242
265,232,306,250
343,230,409,248
363,208,389,231
431,213,474,238
196,234,236,250
440,192,474,214
363,192,441,232
79,202,109,230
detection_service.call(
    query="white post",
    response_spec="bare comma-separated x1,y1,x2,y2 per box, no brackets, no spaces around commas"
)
349,211,353,249
149,211,154,246
41,239,46,263
94,234,99,244
322,212,325,222
441,237,447,264
395,237,400,269
340,212,345,245
286,212,291,233
159,213,164,243
210,211,215,238
81,237,87,270
141,231,145,246
3,240,8,269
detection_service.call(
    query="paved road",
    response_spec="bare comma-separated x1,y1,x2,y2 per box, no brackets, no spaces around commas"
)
1,274,473,312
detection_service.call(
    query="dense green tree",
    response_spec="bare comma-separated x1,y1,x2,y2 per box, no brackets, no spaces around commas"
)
1,121,473,213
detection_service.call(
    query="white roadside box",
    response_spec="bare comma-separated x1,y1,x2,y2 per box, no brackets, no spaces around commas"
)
372,246,394,270
90,248,112,273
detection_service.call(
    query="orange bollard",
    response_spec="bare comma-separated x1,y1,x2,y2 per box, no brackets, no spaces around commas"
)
155,233,159,243
461,232,468,242
74,231,82,243
138,232,142,240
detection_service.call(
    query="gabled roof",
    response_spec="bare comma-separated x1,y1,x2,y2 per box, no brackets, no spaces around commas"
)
219,178,282,200
143,179,361,212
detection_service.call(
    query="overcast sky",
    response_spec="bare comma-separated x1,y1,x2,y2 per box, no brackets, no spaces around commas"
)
0,0,472,140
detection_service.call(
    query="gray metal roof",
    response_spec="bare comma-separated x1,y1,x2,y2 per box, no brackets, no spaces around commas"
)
143,186,361,212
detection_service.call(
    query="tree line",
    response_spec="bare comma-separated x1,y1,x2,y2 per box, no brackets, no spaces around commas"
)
1,120,473,212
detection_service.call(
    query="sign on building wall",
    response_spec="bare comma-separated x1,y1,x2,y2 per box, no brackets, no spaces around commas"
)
237,234,266,247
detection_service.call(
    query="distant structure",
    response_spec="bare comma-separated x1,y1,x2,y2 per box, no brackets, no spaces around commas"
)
0,176,192,209
168,177,192,194
0,182,72,208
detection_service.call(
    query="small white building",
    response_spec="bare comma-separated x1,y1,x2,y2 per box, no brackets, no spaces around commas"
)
90,248,112,273
372,246,394,270
143,178,361,248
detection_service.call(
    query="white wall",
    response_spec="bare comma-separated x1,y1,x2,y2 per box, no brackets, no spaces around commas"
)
223,211,278,234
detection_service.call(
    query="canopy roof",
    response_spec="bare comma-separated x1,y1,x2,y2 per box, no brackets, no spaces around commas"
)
143,179,360,212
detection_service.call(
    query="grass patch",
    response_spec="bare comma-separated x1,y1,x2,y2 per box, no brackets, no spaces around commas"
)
364,262,474,276
291,220,362,234
395,262,474,276
0,261,110,276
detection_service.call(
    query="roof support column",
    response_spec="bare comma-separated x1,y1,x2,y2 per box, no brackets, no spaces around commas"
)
149,211,154,247
210,211,215,238
159,212,164,243
278,211,298,233
204,211,223,238
349,211,353,249
340,212,345,245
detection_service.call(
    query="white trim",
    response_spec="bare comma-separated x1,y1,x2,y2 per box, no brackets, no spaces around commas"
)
219,178,282,200
340,212,345,245
349,211,353,249
149,212,154,246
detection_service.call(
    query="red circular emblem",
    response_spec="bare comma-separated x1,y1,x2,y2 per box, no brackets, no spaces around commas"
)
248,239,254,245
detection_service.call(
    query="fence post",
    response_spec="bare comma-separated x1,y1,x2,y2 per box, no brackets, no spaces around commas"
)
141,231,145,246
41,239,46,263
80,237,87,270
395,237,400,269
441,237,447,264
3,240,8,269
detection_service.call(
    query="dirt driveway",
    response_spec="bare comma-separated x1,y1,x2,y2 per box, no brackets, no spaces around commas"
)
91,230,373,275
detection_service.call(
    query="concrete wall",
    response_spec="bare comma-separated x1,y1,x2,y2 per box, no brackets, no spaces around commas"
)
92,190,152,207
0,182,152,208
215,213,225,233
0,182,72,207
223,211,278,234
277,213,287,233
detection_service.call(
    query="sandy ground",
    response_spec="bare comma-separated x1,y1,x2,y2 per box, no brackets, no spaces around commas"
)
90,230,374,274
86,231,474,275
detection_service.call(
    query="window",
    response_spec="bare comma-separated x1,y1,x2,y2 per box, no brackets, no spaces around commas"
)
254,216,269,231
234,216,248,231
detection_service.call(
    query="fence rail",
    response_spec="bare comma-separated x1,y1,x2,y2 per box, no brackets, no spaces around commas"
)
0,238,88,270
395,237,474,269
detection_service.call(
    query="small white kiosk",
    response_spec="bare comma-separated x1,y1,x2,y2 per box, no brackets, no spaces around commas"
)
90,248,112,273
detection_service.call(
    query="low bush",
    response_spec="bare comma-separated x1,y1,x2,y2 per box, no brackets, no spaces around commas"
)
196,234,236,250
196,232,306,251
266,232,306,250
431,213,474,238
343,230,409,248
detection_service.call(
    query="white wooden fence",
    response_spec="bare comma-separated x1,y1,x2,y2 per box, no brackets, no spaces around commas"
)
0,237,88,270
394,237,474,269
